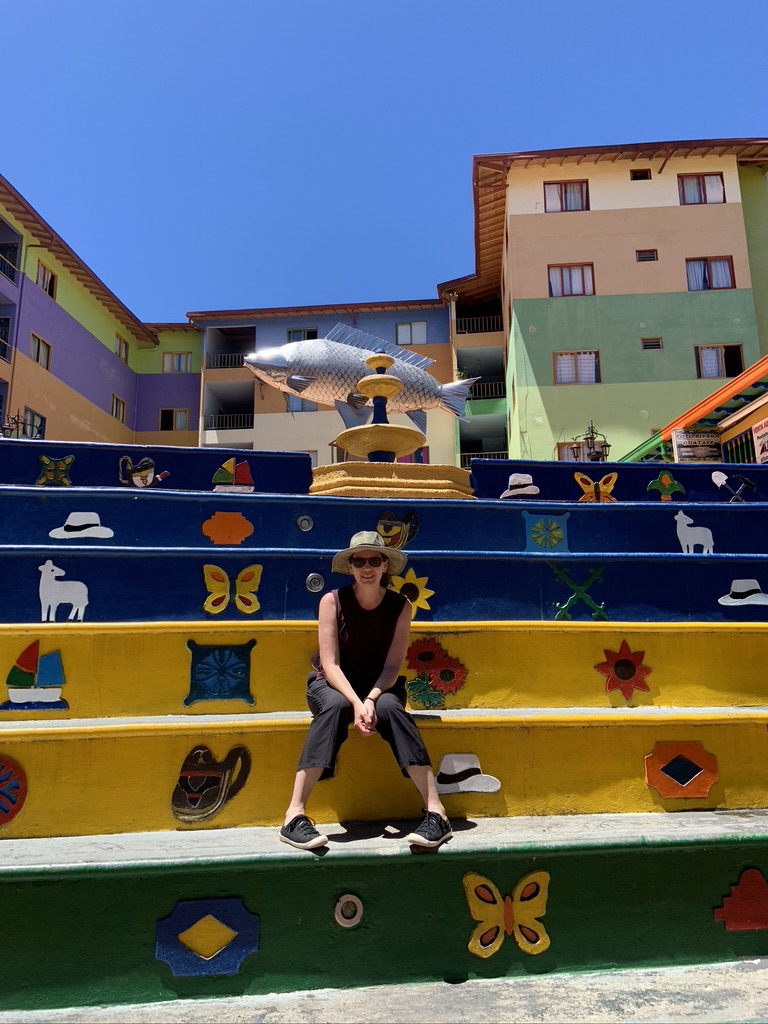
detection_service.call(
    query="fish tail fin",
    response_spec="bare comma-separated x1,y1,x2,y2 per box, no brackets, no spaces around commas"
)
439,378,480,421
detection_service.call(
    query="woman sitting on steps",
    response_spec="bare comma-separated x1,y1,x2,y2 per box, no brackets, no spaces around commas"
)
280,530,452,851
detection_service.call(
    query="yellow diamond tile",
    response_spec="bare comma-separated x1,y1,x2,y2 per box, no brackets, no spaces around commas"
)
177,914,238,960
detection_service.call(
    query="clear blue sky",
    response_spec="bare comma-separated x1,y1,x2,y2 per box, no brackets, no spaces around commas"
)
4,0,766,322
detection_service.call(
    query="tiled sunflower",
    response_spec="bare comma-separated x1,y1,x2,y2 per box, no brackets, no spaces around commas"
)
389,568,435,618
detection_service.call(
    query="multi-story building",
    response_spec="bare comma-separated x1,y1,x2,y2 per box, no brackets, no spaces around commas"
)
441,138,768,461
5,138,768,465
0,173,201,446
0,172,457,462
188,301,455,465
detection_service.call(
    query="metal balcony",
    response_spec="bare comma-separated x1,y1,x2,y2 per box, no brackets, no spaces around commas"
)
460,451,508,469
469,380,506,400
205,352,249,369
203,413,254,430
0,251,18,284
455,315,502,334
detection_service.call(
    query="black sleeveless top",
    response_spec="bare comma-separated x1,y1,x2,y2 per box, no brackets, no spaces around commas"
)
316,585,408,698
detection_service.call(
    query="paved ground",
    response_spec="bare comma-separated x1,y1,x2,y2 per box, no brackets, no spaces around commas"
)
2,959,768,1023
5,809,768,871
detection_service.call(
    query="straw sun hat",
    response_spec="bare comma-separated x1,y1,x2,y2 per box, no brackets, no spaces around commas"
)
331,531,407,576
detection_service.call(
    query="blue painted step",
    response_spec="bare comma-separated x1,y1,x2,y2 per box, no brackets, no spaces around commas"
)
0,438,312,495
5,546,768,622
470,458,765,503
0,487,761,556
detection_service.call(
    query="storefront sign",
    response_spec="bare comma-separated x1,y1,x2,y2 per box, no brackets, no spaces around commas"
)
671,428,721,463
751,417,768,464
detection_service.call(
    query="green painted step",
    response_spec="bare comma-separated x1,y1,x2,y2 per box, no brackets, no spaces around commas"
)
1,812,767,1012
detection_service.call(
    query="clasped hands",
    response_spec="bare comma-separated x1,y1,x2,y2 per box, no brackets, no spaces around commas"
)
354,698,377,737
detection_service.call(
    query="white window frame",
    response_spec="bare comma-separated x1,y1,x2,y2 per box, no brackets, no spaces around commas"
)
395,322,427,346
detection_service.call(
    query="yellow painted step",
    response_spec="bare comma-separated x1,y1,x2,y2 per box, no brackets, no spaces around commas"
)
0,708,766,838
1,621,768,719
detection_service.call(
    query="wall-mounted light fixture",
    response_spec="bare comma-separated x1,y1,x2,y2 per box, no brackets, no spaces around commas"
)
570,421,611,462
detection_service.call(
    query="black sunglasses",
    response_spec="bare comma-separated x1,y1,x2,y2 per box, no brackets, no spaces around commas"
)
349,555,386,568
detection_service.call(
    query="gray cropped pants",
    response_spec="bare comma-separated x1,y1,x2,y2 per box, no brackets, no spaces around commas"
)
297,675,431,781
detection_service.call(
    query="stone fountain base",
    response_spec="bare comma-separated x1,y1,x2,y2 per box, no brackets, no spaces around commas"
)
309,461,475,499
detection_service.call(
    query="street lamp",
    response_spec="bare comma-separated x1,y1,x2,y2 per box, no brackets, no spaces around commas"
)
571,421,611,462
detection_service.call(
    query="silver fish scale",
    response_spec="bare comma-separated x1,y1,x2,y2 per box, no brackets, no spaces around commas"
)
275,340,442,412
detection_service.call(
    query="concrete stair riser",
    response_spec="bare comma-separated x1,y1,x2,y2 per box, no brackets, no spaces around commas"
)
1,711,767,837
4,485,768,555
470,457,768,502
1,621,768,717
0,438,313,494
1,831,768,1011
7,548,768,622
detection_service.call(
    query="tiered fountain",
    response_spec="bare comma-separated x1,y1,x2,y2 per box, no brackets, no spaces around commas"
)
309,353,474,499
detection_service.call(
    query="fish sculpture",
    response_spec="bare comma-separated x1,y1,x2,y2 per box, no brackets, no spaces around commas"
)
244,323,479,432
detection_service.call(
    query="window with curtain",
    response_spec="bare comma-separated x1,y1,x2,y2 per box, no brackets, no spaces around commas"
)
114,334,129,362
30,333,51,370
23,407,46,438
287,328,318,341
686,257,734,291
548,264,595,297
162,352,192,373
543,180,589,212
678,173,725,205
159,409,189,430
695,345,743,379
111,394,126,423
554,350,600,385
36,261,56,298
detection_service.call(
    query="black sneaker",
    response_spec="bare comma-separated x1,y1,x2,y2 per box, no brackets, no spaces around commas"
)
406,811,453,848
279,814,328,850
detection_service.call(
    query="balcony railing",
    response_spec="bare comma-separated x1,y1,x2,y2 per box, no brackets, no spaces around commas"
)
460,451,508,469
469,380,506,400
456,315,502,334
205,352,249,369
0,340,10,363
0,252,18,284
203,413,254,431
